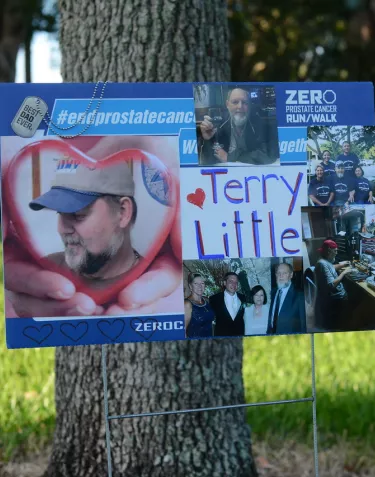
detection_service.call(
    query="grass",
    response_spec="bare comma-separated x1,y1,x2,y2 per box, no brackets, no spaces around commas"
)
243,331,375,449
0,289,55,460
1,255,375,459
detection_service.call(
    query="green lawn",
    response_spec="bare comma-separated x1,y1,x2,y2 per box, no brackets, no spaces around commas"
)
0,288,55,459
243,332,375,450
1,273,375,459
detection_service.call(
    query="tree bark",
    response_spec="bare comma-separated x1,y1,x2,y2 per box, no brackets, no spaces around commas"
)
24,28,32,83
45,1,257,476
0,0,27,82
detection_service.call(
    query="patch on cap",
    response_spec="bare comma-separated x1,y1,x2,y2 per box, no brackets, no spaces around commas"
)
55,156,80,174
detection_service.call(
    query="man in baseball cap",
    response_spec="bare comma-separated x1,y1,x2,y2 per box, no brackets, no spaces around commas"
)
317,239,339,255
29,158,141,287
30,158,135,213
313,238,351,331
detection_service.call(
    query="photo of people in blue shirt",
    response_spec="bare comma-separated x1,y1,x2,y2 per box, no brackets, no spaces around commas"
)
336,141,360,178
330,161,356,206
307,126,375,207
320,150,336,177
354,166,373,204
308,165,334,206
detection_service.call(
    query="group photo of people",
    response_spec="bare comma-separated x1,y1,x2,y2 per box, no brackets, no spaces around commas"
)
307,125,375,206
183,257,306,339
302,205,375,333
193,83,280,166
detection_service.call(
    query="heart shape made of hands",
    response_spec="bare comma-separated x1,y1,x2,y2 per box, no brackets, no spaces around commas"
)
3,139,178,306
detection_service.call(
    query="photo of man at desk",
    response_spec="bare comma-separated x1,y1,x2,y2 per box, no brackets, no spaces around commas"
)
302,205,375,333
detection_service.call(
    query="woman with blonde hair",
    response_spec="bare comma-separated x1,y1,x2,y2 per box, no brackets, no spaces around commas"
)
184,273,215,338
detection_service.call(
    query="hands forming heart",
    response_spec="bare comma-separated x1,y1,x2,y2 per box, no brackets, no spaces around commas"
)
3,135,184,319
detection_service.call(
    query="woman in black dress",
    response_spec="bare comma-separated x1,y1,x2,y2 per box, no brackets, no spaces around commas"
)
184,273,215,338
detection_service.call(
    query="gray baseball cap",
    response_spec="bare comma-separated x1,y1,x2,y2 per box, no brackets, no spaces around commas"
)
29,158,135,213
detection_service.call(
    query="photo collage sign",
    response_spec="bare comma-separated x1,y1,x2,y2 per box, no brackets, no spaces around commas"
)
1,81,374,348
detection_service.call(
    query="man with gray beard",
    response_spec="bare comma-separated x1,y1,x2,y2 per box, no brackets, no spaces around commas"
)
266,262,306,335
199,87,276,165
29,158,141,296
330,160,356,206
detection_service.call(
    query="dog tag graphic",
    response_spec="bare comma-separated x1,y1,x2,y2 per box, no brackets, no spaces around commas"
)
11,96,48,138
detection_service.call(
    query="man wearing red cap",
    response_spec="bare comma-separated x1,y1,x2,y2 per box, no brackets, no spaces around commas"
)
314,239,352,330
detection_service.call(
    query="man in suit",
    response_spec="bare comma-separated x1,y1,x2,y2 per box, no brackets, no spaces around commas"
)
209,272,246,337
267,263,306,335
199,88,278,166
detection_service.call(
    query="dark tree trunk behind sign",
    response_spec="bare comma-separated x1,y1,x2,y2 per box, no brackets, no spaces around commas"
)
45,1,258,476
0,0,27,82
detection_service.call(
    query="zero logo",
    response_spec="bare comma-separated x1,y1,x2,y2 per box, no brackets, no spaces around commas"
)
322,90,336,104
285,89,337,105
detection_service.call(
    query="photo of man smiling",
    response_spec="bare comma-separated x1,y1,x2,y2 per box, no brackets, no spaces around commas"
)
194,84,279,166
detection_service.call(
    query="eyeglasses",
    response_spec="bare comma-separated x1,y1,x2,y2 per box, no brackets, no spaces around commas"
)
229,99,249,106
276,271,290,277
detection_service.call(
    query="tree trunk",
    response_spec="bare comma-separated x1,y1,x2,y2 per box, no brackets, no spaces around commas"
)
0,0,28,82
45,1,258,476
24,28,32,83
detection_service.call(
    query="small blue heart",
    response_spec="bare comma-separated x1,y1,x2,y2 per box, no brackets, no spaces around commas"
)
23,324,53,345
60,322,88,342
97,319,125,341
130,318,159,340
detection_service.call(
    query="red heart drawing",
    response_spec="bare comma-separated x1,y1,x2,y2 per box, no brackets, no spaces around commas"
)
3,139,178,306
187,188,205,209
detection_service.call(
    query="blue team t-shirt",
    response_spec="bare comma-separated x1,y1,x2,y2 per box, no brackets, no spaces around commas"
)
330,175,355,204
320,160,336,176
355,177,371,203
336,153,360,177
308,178,333,205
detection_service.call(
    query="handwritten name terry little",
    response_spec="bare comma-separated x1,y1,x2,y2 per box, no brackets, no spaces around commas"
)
192,168,304,259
